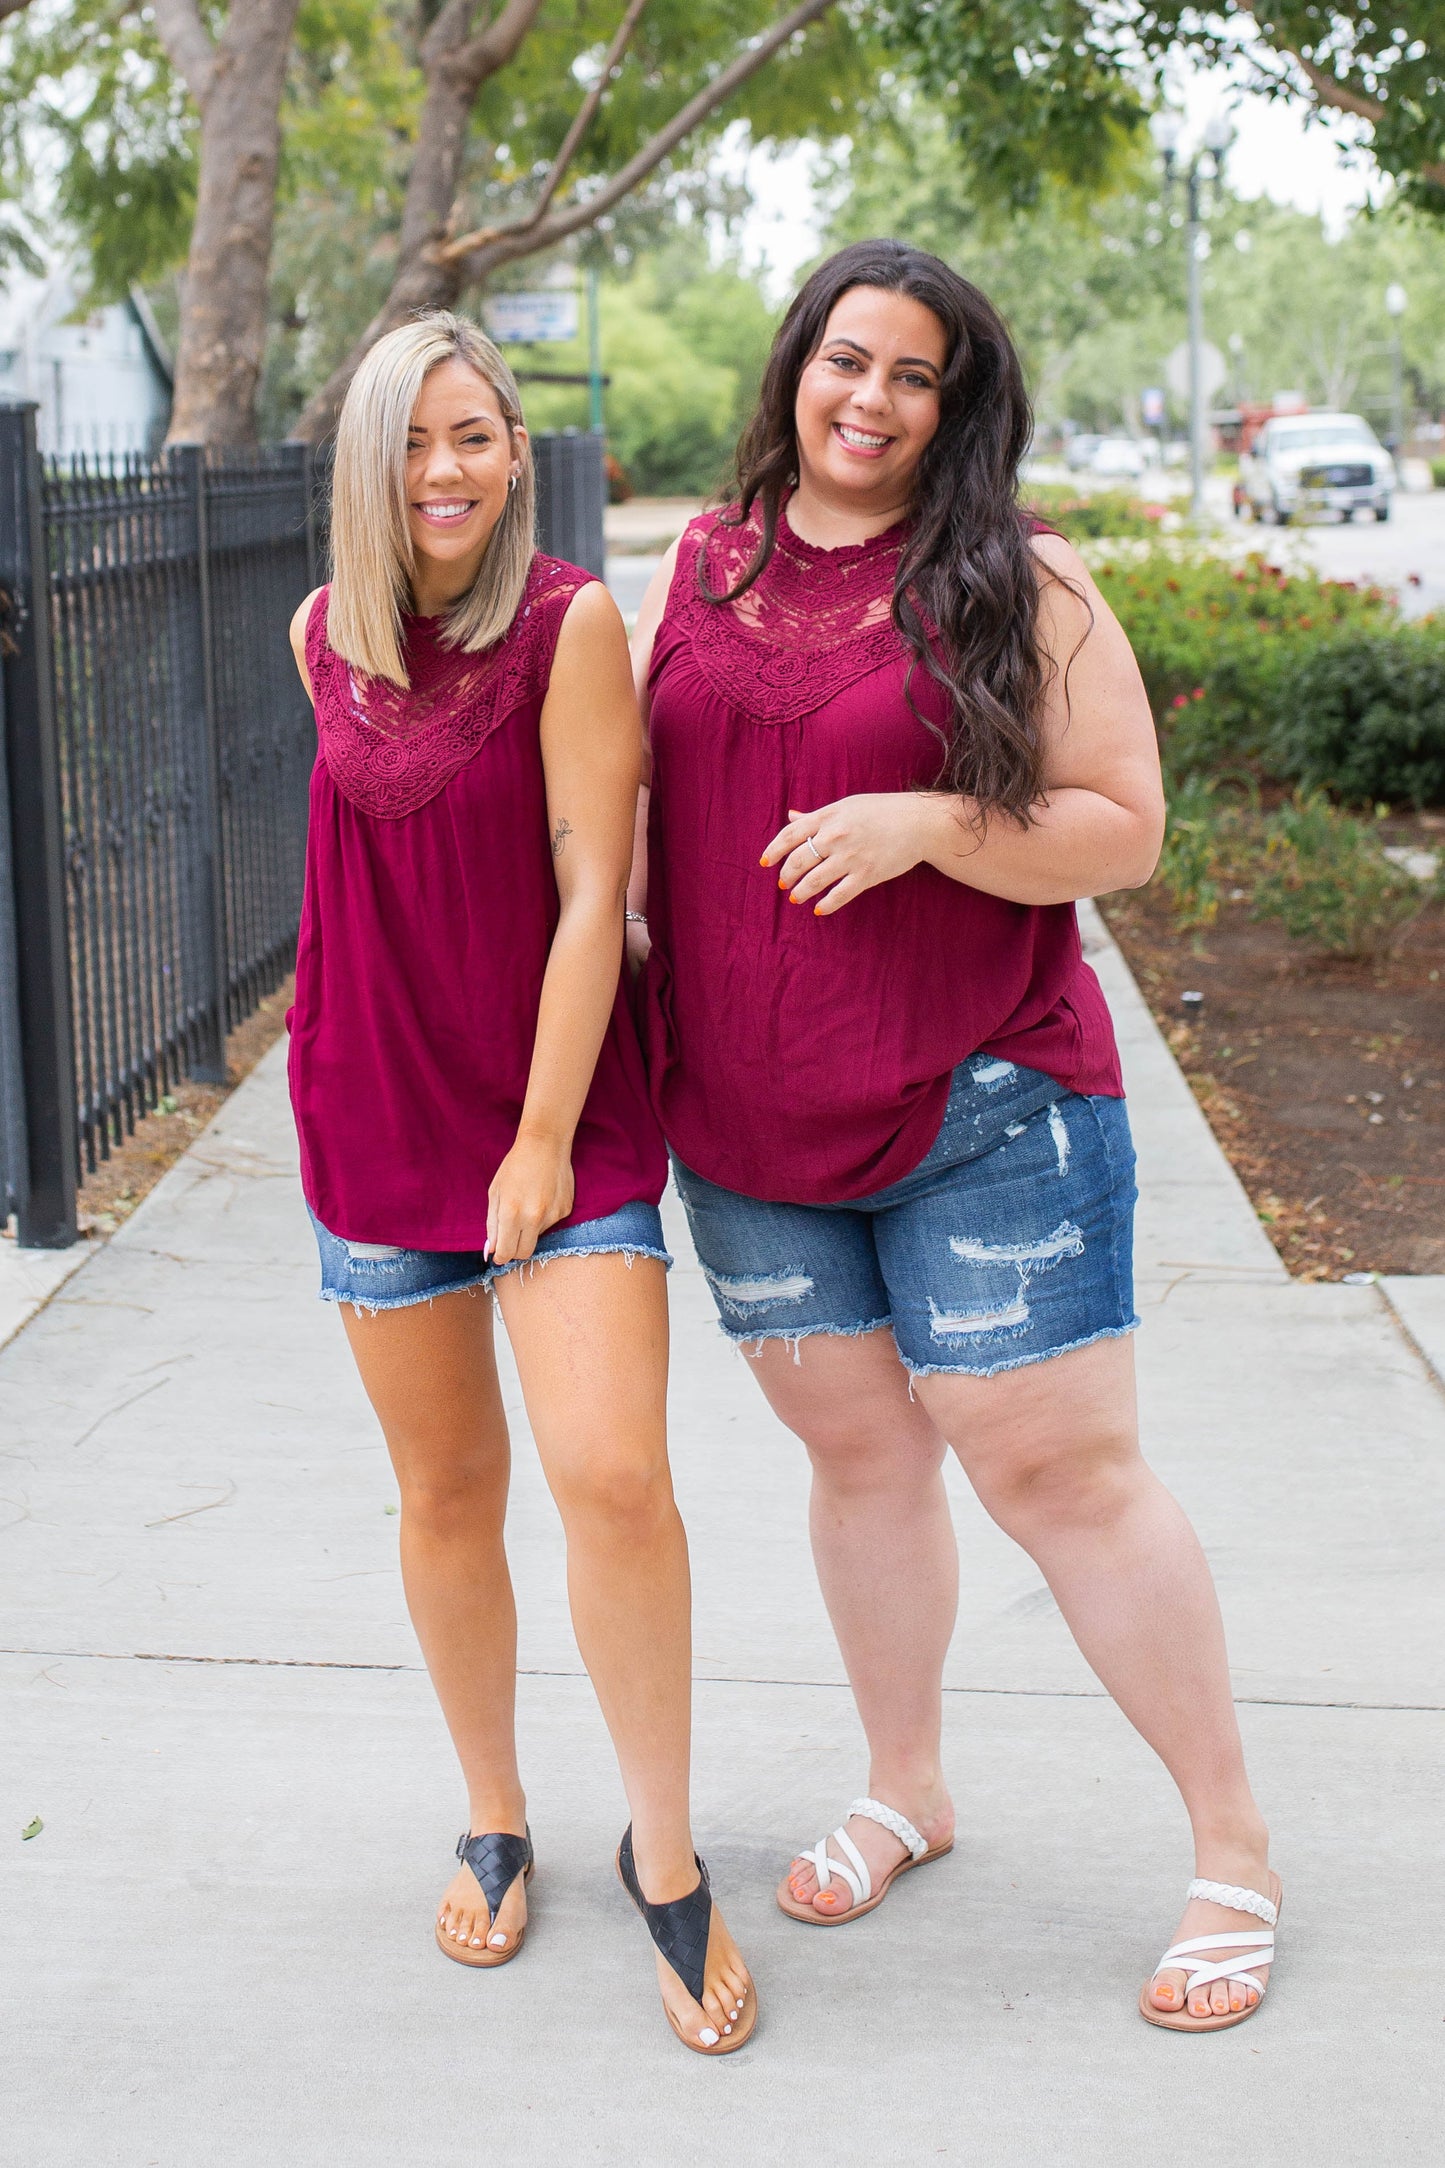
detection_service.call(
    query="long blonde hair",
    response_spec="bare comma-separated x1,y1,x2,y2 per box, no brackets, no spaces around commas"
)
327,312,536,687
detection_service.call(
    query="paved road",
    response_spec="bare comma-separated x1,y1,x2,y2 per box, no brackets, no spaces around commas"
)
4,913,1444,2164
1237,486,1445,621
605,551,664,625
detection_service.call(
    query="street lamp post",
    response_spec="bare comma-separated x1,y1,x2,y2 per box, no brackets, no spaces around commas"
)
1151,107,1234,524
1384,281,1408,452
587,262,605,436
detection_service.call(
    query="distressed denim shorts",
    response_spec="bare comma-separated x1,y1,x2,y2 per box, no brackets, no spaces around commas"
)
671,1058,1138,1379
309,1199,671,1314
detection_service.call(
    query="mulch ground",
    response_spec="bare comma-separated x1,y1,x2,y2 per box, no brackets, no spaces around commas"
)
76,978,294,1235
1099,833,1445,1279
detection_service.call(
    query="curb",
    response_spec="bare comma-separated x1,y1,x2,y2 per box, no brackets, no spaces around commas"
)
1379,1277,1445,1394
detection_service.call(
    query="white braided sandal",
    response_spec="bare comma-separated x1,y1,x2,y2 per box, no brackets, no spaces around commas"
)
777,1797,953,1926
1140,1874,1283,2032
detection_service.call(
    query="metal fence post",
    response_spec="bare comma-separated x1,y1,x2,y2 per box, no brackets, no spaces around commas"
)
0,399,79,1245
175,444,230,1084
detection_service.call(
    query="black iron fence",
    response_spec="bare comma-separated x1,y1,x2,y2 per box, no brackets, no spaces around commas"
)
0,408,606,1246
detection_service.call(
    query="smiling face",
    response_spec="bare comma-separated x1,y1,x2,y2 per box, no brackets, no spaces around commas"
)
793,286,948,514
405,357,525,602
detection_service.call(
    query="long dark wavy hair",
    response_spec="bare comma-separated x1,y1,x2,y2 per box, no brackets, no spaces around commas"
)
706,239,1061,823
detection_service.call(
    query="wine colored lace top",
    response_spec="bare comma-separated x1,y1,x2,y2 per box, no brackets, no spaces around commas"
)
287,555,665,1248
640,504,1123,1205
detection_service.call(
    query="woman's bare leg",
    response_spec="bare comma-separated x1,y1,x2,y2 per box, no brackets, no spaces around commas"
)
916,1333,1272,2019
339,1289,530,1954
495,1253,750,2044
743,1330,959,1913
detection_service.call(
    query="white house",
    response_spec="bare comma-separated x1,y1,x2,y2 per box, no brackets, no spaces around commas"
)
0,270,172,455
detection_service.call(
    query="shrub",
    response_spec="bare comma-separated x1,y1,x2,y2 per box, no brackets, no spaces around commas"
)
1268,624,1445,807
1432,458,1445,490
1251,793,1434,955
1156,774,1229,927
1092,549,1445,804
1025,485,1170,540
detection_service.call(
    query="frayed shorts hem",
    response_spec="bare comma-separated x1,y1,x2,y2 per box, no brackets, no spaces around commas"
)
317,1275,489,1317
900,1316,1140,1381
721,1315,893,1357
714,1313,1138,1378
489,1241,672,1285
317,1241,672,1317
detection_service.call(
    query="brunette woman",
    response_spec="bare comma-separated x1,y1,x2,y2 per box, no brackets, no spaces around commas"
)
287,312,753,2055
630,243,1278,2033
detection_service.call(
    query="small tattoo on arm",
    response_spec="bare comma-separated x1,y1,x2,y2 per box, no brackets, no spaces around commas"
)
551,818,573,857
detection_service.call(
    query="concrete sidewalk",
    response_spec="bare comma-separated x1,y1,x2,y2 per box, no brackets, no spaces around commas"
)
4,913,1443,2165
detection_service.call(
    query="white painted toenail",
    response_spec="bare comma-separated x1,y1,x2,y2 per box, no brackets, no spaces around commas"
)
489,1933,507,1948
698,2028,719,2046
723,2025,732,2035
470,1937,482,1947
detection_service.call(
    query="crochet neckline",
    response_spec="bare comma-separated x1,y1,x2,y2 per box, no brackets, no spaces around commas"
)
307,554,591,819
662,498,920,727
774,496,911,565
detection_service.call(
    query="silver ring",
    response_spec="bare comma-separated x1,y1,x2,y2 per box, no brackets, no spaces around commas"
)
804,833,823,862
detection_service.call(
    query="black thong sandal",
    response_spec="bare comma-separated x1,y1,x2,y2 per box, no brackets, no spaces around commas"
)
615,1824,757,2056
435,1828,533,1968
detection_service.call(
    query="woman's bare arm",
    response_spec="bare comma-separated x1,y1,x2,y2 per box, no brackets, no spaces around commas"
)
487,579,644,1263
289,588,324,701
764,533,1166,913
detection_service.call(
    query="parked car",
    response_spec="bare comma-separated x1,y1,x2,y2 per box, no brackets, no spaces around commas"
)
1237,412,1395,524
1084,436,1148,479
1065,433,1103,472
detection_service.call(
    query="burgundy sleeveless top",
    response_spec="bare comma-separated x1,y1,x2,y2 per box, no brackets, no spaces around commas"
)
640,505,1122,1205
288,555,665,1248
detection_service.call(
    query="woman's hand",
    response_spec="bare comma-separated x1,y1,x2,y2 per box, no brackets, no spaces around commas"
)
761,795,943,916
486,1128,575,1265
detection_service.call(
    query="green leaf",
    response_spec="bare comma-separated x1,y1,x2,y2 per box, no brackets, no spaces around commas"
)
21,1817,42,1840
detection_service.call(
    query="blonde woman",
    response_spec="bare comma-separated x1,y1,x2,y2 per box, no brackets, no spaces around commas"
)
285,312,754,2055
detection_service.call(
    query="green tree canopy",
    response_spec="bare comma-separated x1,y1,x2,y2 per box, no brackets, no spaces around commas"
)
829,107,1445,434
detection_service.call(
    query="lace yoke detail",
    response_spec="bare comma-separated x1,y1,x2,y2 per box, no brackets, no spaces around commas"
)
307,555,593,819
668,503,915,724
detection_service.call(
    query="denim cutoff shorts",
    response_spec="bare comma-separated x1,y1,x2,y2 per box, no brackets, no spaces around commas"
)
309,1198,671,1314
672,1057,1138,1379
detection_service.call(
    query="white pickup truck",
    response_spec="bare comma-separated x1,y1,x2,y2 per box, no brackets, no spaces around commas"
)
1237,412,1396,524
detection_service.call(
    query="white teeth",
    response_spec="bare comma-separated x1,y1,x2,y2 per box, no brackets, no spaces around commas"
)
836,425,890,449
417,502,472,519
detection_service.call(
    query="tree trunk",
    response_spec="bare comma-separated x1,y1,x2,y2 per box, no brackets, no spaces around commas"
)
289,68,474,442
291,0,836,445
165,0,300,446
290,4,548,445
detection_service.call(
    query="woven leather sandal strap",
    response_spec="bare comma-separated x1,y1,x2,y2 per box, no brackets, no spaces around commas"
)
617,1823,712,2006
1186,1877,1278,1927
456,1828,533,1929
848,1796,928,1861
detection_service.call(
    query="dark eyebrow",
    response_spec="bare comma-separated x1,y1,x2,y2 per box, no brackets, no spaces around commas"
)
823,335,939,376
